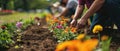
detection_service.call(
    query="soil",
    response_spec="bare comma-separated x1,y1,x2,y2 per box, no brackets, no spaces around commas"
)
6,25,120,51
5,26,120,51
0,17,120,51
7,25,58,51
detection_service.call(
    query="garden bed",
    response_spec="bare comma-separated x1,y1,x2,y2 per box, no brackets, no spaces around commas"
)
0,16,120,51
6,26,120,51
7,25,58,51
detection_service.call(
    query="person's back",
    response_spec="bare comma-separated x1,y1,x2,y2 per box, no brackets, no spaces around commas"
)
65,0,78,17
71,0,120,31
58,0,78,17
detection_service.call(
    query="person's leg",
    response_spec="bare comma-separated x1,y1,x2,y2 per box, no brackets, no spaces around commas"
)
106,0,120,30
65,8,75,17
90,13,104,31
90,13,113,31
90,0,120,31
90,16,93,23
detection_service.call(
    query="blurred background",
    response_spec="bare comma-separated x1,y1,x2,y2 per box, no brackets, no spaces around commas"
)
0,0,61,25
0,0,57,11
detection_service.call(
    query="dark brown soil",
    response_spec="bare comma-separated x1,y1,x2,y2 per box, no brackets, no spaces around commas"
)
1,17,120,51
6,26,120,51
7,25,58,51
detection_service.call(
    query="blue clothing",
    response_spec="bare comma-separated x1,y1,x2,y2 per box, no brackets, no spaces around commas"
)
65,0,78,17
65,8,75,17
90,0,120,30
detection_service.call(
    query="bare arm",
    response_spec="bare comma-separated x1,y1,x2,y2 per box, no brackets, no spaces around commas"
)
81,0,105,20
70,5,84,27
76,0,105,29
57,8,68,17
73,5,84,20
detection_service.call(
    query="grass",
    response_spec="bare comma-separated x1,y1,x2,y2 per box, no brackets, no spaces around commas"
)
0,12,45,25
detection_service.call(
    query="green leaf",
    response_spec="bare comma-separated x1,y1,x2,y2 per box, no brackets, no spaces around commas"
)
101,37,112,51
117,47,120,51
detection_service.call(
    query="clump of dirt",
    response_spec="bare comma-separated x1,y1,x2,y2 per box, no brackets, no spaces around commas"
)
8,25,58,51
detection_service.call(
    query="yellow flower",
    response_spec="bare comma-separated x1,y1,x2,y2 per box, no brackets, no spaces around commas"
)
76,34,86,40
46,14,53,22
93,25,103,33
101,35,109,41
46,17,50,22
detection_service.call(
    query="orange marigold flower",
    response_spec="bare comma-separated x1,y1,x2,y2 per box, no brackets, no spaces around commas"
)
64,19,69,22
54,18,60,23
101,35,109,41
64,27,69,33
61,16,69,22
71,27,77,33
61,16,65,20
55,41,71,51
55,40,81,51
55,39,98,51
46,17,50,22
93,25,103,33
80,39,98,51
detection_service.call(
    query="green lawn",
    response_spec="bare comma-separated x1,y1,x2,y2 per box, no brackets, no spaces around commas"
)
0,12,45,25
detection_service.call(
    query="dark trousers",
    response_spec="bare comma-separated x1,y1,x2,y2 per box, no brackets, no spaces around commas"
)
90,0,120,30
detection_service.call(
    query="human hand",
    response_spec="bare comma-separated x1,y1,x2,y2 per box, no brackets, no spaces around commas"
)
70,19,77,27
76,18,87,29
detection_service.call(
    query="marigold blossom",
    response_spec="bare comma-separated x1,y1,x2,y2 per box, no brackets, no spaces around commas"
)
93,25,103,33
101,35,109,41
55,39,98,51
70,27,77,33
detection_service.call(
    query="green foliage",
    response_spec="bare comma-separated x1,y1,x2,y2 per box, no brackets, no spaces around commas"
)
53,28,77,43
1,0,57,10
7,0,14,10
0,17,34,48
22,18,34,29
50,23,77,43
2,22,17,34
0,0,2,7
0,0,14,10
117,47,120,51
101,37,112,51
14,0,57,10
0,29,14,48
